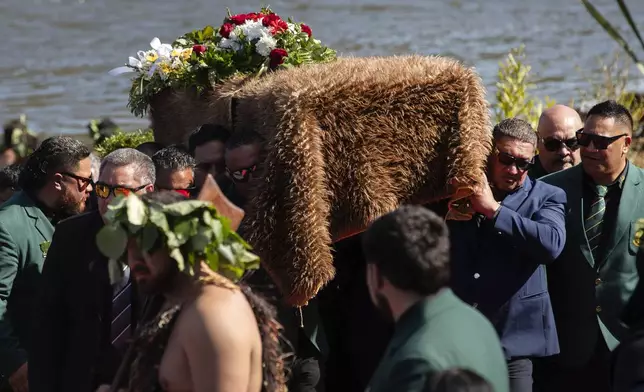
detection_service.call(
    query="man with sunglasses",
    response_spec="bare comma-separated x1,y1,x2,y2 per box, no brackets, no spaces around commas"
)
448,118,566,392
225,130,329,392
188,124,232,193
30,148,155,392
531,105,583,179
152,145,196,198
0,136,92,392
535,100,644,392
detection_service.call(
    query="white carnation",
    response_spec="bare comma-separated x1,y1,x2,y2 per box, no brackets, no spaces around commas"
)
287,23,297,34
255,34,276,57
240,19,269,41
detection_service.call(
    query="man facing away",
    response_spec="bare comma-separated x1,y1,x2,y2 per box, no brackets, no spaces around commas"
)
152,145,196,197
29,148,156,392
0,136,92,392
448,118,566,391
363,205,509,392
538,100,644,391
530,104,583,179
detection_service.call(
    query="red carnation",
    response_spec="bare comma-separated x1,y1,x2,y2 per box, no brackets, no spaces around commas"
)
262,13,288,34
300,24,312,37
193,44,207,54
269,48,288,69
219,23,234,38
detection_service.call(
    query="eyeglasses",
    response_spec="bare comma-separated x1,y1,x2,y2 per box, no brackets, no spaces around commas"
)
95,182,148,199
576,129,628,150
226,164,257,183
541,137,579,152
60,172,94,190
496,151,533,171
156,185,196,198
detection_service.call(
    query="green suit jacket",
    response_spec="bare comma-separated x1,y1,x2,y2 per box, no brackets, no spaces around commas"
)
0,191,54,377
541,162,644,366
365,289,509,392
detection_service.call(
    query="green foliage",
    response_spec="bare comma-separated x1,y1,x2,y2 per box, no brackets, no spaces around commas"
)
577,51,644,133
3,114,39,158
581,0,644,75
96,195,260,282
494,45,556,129
94,129,154,157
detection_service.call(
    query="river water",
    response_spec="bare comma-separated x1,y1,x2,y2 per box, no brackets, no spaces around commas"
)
0,0,643,135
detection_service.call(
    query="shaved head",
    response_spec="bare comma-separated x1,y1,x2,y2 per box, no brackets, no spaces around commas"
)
536,105,583,173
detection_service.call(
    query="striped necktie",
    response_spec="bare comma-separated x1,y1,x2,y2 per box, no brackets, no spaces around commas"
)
585,184,608,261
111,267,132,352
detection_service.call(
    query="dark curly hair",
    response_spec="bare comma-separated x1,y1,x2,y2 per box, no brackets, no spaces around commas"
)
19,136,91,192
362,205,451,295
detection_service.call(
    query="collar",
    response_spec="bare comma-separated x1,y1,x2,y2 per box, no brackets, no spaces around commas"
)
583,161,628,190
389,289,458,351
25,190,66,225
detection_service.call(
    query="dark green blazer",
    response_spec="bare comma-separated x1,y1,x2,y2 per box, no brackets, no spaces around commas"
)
365,289,509,392
541,162,644,366
0,191,54,377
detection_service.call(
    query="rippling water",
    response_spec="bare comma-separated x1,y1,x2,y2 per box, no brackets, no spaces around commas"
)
0,0,643,135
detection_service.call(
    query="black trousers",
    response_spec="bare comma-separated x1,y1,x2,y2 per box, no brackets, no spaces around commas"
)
508,358,533,392
533,336,611,392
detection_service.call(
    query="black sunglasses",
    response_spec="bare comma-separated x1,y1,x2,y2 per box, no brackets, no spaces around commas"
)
496,151,533,171
60,172,94,189
226,164,257,183
576,129,628,150
95,182,148,199
541,137,579,152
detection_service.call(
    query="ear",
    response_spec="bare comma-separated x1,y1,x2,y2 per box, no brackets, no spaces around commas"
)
624,135,632,154
366,263,385,291
145,184,155,193
52,173,64,191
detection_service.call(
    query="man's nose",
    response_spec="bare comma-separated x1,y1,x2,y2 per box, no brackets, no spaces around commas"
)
506,164,519,175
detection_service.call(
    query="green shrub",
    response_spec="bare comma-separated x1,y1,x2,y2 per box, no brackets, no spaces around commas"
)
493,45,555,129
94,129,154,157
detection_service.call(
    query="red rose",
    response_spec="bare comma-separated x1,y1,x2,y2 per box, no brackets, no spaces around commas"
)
300,24,312,37
269,48,288,69
228,12,260,25
219,23,234,38
193,44,207,54
262,13,288,34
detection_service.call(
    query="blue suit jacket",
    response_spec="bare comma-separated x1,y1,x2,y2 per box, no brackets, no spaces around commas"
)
449,177,566,359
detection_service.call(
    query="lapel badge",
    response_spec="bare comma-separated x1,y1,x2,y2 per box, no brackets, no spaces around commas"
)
634,219,644,248
40,241,51,258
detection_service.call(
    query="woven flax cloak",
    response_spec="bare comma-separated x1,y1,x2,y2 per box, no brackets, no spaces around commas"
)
152,55,493,306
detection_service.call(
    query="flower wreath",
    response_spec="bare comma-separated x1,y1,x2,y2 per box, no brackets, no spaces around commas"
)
110,7,337,117
96,194,260,283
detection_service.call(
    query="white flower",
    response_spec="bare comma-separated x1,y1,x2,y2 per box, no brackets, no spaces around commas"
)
255,34,277,57
219,37,242,51
150,37,173,60
287,23,297,34
240,19,269,41
128,56,142,69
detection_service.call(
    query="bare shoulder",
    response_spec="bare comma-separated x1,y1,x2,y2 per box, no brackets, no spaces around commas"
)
176,284,259,345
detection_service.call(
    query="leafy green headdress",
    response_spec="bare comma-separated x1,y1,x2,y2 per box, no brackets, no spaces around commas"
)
96,194,260,282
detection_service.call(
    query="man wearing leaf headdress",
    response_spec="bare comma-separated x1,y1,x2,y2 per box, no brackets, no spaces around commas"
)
95,191,285,392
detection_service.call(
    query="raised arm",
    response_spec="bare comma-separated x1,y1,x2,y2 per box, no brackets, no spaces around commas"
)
179,288,256,392
0,223,27,379
494,187,567,263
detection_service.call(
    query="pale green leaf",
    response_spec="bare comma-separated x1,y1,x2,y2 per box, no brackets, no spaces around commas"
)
170,248,186,272
140,225,159,252
96,224,128,260
162,200,210,216
126,195,147,229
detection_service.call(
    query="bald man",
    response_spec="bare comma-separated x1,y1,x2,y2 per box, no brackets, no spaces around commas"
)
530,105,583,179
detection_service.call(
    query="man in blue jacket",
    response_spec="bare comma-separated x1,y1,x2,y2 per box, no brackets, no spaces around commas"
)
448,118,567,392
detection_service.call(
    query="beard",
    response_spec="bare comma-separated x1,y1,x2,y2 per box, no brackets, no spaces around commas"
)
134,260,180,296
373,292,394,323
56,190,86,219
